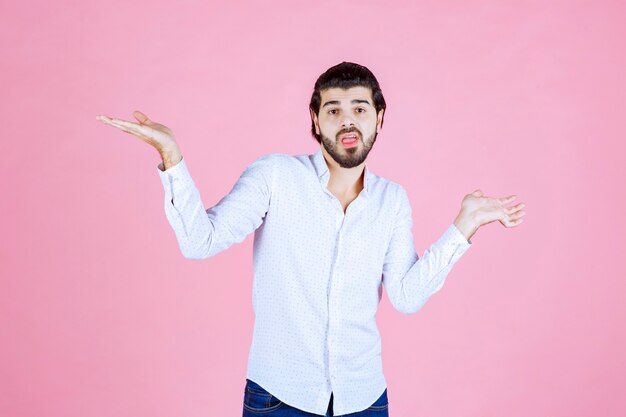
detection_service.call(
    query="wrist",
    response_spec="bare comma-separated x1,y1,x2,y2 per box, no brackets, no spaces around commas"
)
159,146,183,170
453,211,478,243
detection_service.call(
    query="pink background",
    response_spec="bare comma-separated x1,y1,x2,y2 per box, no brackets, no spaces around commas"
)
2,1,625,416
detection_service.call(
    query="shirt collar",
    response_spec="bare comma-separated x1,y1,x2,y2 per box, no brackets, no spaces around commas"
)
311,148,372,195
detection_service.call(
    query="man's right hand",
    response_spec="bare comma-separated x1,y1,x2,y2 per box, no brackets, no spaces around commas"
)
96,110,183,170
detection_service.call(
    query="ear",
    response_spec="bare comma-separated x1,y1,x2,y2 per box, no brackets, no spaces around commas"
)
376,109,384,133
310,108,320,135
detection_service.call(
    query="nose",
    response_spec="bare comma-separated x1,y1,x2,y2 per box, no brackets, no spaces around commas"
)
341,116,356,129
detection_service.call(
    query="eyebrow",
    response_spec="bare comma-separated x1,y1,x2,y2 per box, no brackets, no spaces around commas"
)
322,99,371,108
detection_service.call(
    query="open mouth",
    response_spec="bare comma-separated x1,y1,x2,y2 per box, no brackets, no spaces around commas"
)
340,134,359,148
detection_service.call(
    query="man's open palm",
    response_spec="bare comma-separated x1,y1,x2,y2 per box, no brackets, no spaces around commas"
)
96,111,177,153
463,190,526,228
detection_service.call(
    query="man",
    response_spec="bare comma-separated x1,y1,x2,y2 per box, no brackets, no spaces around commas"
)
97,62,525,417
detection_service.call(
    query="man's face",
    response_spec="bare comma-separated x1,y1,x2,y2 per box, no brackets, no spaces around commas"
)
311,86,384,169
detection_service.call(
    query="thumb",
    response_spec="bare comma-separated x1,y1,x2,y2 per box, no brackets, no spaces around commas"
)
133,110,152,125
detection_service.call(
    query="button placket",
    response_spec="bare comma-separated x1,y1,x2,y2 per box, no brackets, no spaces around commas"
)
327,207,346,389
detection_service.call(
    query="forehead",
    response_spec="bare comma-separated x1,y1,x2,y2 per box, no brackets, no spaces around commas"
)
320,86,373,105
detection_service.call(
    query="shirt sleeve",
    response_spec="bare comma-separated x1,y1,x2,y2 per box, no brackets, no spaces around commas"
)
382,185,472,315
156,154,274,259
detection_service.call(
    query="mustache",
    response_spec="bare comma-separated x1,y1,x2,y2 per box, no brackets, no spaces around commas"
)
337,129,361,138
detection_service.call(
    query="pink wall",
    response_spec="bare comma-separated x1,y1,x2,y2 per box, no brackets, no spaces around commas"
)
2,1,625,416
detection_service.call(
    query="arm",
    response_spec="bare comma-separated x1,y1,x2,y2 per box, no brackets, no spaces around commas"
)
157,154,273,259
382,186,526,315
96,111,274,259
382,185,472,315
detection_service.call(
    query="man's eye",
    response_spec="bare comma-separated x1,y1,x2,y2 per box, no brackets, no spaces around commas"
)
356,108,365,113
328,109,338,115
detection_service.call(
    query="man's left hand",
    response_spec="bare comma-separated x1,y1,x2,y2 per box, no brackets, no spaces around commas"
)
453,190,526,242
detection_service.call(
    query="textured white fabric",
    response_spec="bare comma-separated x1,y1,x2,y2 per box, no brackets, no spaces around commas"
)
157,148,472,415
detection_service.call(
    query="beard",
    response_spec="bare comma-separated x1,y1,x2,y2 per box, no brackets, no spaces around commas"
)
320,128,378,169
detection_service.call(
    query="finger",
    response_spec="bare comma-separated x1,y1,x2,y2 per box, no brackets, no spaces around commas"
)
102,118,148,137
97,115,125,129
109,119,149,135
105,121,136,135
133,110,152,125
505,202,525,214
96,115,121,126
498,194,517,205
97,115,123,127
109,117,141,130
503,217,524,227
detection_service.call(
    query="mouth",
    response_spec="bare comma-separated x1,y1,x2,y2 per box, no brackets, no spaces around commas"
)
339,133,359,148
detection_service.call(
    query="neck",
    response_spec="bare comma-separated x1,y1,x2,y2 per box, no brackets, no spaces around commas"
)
320,146,365,196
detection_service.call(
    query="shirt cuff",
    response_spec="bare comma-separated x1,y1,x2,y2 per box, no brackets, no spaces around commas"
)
156,156,193,195
438,223,473,263
448,222,472,245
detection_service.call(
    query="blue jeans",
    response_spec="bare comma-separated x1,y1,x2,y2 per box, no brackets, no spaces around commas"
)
242,379,389,417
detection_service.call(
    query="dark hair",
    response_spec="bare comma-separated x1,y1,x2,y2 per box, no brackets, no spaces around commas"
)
309,61,387,144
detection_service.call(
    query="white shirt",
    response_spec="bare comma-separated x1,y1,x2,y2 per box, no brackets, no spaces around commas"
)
157,148,472,415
